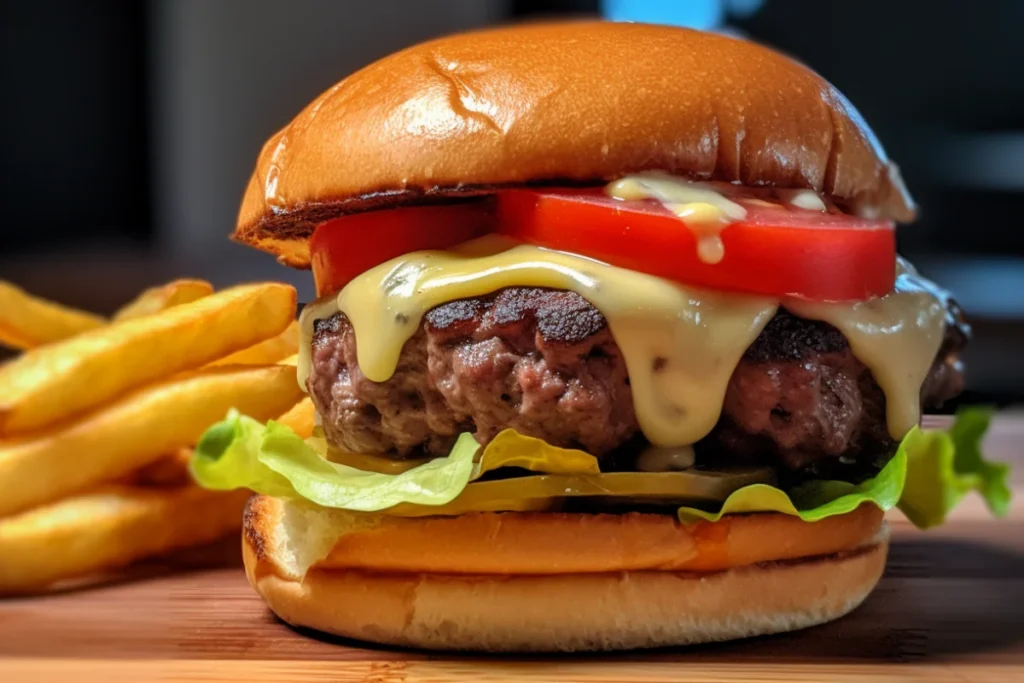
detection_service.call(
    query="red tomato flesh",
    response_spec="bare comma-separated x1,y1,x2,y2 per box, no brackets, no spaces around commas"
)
309,188,895,301
311,203,493,297
496,189,895,301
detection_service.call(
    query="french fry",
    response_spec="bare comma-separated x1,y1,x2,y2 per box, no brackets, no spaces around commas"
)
0,483,250,595
123,395,313,486
275,397,316,440
112,279,214,322
121,396,312,487
0,281,105,350
0,363,304,518
129,448,194,487
0,283,297,435
209,320,299,366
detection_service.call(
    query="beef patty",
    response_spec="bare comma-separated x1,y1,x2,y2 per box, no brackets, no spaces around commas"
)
307,287,968,481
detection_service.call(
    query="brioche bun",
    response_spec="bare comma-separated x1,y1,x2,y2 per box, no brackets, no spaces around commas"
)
242,495,888,651
235,21,914,268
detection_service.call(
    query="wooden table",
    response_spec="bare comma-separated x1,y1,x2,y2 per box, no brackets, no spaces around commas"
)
1,416,1021,682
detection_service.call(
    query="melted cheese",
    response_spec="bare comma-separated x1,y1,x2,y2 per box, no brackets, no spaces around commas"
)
606,171,746,265
297,179,948,449
300,236,777,447
775,188,827,212
606,173,834,264
636,445,696,472
786,258,947,439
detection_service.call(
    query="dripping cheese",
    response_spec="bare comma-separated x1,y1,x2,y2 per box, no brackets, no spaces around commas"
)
300,236,777,447
298,181,947,448
606,171,746,265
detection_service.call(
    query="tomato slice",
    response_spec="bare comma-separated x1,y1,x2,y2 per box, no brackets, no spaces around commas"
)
311,203,493,296
311,188,896,301
496,189,896,301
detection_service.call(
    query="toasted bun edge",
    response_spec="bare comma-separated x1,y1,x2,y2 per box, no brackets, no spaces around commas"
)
243,533,888,651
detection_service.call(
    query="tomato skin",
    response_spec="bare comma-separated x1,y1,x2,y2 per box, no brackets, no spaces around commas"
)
311,189,895,302
310,203,493,296
496,189,895,301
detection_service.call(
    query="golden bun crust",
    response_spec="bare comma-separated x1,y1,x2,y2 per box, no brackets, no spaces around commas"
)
235,21,914,268
244,532,887,652
242,495,888,651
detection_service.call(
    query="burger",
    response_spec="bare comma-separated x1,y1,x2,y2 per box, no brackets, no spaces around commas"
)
191,21,1009,651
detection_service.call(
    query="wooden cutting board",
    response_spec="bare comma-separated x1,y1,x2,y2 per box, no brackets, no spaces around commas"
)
1,416,1022,682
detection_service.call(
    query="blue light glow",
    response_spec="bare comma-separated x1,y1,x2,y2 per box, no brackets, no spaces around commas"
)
600,0,765,28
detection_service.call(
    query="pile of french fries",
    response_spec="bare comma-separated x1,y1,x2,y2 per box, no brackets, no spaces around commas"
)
0,279,313,594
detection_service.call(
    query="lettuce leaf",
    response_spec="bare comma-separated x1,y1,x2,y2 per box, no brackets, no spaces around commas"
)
189,414,296,497
896,409,1011,528
677,436,906,524
678,408,1010,529
190,411,599,511
191,408,1009,529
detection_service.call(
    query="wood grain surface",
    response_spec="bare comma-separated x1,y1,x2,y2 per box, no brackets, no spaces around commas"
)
1,415,1021,682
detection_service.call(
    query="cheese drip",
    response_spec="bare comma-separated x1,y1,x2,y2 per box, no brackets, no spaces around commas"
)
775,188,827,212
605,173,833,265
606,171,747,265
297,228,949,448
300,236,777,447
786,258,947,439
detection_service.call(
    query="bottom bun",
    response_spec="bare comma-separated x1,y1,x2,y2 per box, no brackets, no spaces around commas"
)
242,503,888,652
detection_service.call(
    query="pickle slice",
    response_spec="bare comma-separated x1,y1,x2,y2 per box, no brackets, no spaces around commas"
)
386,467,776,517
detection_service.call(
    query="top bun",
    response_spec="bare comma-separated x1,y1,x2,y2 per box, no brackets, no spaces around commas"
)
236,21,915,268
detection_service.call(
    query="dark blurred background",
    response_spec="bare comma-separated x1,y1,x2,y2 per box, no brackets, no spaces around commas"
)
1,0,1021,404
